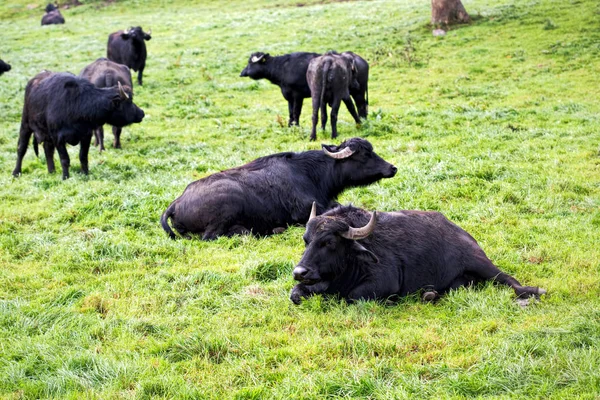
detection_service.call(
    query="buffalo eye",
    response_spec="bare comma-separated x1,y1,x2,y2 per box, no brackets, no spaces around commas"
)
319,240,332,248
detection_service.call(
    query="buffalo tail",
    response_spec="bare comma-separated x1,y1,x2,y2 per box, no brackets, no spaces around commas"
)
160,202,178,240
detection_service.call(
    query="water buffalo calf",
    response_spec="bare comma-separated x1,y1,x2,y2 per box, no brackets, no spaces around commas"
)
161,137,397,240
291,204,546,304
307,52,361,141
41,3,65,25
107,26,151,85
13,71,144,179
79,58,136,150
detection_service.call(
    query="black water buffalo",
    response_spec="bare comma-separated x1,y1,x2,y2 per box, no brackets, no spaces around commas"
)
291,204,546,304
41,3,65,25
0,60,10,75
13,71,144,179
107,26,151,85
79,58,135,150
161,137,396,240
307,52,361,141
240,51,369,127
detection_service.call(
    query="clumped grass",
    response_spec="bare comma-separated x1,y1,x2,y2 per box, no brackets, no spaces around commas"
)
1,0,599,398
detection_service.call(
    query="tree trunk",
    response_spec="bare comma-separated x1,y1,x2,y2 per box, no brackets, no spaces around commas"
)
431,0,471,26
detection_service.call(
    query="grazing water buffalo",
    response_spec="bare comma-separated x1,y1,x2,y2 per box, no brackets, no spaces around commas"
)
79,58,135,150
290,204,546,304
0,60,10,75
240,51,369,126
41,3,65,25
13,71,144,179
161,137,397,240
307,52,361,141
107,26,151,85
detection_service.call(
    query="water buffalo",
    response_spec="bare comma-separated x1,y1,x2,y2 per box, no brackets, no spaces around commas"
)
0,59,10,75
79,58,135,150
290,204,546,304
161,137,396,240
41,3,65,25
107,26,151,85
307,52,361,141
240,51,369,126
13,71,144,179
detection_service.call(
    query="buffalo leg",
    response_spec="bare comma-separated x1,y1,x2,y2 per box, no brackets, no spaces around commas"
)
95,126,105,152
112,126,122,149
137,67,144,86
43,140,56,173
343,97,361,124
290,281,330,304
310,96,320,141
329,97,342,139
55,138,71,180
292,95,304,126
466,256,545,298
320,102,328,131
287,99,295,126
13,124,33,176
79,132,92,175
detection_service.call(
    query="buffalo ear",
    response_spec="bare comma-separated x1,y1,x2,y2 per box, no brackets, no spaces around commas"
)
351,241,379,264
64,80,78,90
144,34,151,41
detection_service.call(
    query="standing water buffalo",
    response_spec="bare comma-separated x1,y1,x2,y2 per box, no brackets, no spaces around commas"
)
13,71,144,179
79,58,136,150
161,137,396,240
307,52,361,141
290,204,546,304
41,3,65,25
107,26,151,85
0,60,10,75
240,51,369,126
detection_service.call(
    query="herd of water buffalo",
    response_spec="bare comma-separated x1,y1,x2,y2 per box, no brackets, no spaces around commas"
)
1,3,546,305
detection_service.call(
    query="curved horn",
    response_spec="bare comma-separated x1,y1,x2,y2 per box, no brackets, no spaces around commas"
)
118,81,129,99
147,28,152,35
308,202,317,223
340,211,377,240
322,146,355,159
251,54,264,63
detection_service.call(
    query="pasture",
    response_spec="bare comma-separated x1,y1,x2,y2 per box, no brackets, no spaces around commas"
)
1,0,599,398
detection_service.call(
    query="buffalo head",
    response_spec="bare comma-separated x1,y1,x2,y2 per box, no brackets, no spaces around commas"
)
121,26,152,42
105,81,145,127
322,137,397,184
240,52,271,78
293,202,379,285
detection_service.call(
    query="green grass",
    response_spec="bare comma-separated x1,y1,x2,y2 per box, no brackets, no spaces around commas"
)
1,0,599,398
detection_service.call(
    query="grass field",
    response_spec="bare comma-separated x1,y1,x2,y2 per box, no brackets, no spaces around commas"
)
1,0,600,398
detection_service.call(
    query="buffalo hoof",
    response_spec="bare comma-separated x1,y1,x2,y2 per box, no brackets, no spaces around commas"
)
273,227,286,234
12,170,21,177
422,290,438,302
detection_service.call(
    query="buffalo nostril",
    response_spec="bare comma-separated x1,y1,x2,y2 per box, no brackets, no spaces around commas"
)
293,266,308,280
390,166,397,175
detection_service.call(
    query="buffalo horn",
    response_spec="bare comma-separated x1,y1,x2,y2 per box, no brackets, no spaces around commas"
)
341,211,377,240
322,146,354,159
147,28,152,35
251,54,264,63
118,81,129,99
308,202,317,222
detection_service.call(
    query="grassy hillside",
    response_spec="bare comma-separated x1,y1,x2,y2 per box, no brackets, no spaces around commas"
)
1,0,599,398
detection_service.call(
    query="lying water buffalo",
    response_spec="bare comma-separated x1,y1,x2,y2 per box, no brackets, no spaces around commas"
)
240,51,369,126
13,71,144,179
107,26,151,85
41,3,65,25
161,137,396,240
290,204,546,304
79,58,136,150
307,52,361,141
0,59,11,75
